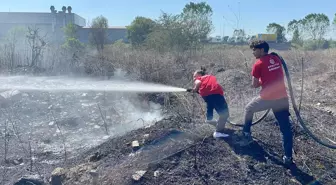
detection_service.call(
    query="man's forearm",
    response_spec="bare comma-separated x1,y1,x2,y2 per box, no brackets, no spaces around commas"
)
252,78,262,88
255,80,262,88
193,80,201,92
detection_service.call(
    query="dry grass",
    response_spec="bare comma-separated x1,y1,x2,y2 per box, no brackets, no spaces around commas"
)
103,44,336,145
99,44,334,116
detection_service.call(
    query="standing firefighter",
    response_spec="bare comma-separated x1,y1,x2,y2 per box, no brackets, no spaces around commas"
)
238,40,294,166
187,67,230,138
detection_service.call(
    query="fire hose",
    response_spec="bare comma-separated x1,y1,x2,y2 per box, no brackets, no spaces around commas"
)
279,53,336,149
228,53,336,149
191,53,336,149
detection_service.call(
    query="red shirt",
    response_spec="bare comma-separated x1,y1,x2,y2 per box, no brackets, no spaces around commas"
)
196,75,224,97
251,54,288,100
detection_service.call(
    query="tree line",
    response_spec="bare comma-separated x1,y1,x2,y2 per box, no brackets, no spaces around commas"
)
54,2,336,53
126,2,213,53
2,1,336,68
125,2,336,50
267,13,334,49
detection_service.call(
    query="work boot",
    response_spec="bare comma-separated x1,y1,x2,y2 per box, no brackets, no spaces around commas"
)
237,132,254,146
283,156,294,167
213,131,229,138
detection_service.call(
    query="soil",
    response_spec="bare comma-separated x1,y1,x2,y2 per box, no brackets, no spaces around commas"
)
60,112,336,185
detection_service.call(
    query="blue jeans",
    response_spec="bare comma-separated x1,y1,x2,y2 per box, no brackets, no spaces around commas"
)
203,94,229,133
243,97,293,158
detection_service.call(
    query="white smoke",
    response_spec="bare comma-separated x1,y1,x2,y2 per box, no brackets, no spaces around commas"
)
0,69,170,163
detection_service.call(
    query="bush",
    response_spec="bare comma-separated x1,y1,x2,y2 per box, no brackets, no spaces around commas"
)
303,39,329,50
62,38,84,50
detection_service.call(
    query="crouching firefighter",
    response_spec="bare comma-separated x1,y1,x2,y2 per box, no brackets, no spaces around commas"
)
187,67,230,138
238,40,294,166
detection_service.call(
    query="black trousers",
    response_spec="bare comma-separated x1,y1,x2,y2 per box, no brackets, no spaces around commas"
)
203,94,229,133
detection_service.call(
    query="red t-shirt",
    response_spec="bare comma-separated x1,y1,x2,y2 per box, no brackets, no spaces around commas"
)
251,54,288,100
196,75,224,97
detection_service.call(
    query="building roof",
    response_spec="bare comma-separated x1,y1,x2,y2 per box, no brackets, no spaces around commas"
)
82,26,126,29
0,12,52,14
0,11,86,26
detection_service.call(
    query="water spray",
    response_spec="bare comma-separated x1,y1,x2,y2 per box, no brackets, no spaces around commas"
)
0,76,187,93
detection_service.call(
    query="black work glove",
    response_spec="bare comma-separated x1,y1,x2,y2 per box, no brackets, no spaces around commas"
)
186,89,199,94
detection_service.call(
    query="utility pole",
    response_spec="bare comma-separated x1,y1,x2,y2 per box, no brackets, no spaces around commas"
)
238,1,241,30
223,16,225,38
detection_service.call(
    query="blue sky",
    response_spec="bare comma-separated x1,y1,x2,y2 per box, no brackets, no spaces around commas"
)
1,0,336,38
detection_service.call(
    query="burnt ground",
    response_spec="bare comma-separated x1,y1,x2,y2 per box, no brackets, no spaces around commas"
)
0,70,336,185
59,69,335,185
0,89,163,185
57,112,336,185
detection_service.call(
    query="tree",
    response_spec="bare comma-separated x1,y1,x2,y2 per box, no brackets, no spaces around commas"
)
63,23,78,39
301,13,330,40
145,2,213,53
26,27,47,67
62,23,83,50
233,29,245,37
89,15,108,53
288,19,301,35
288,19,304,44
232,29,246,43
3,27,26,70
222,36,229,43
291,29,301,45
180,2,213,48
126,16,156,46
62,23,84,70
146,12,189,52
266,23,287,43
288,14,330,48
